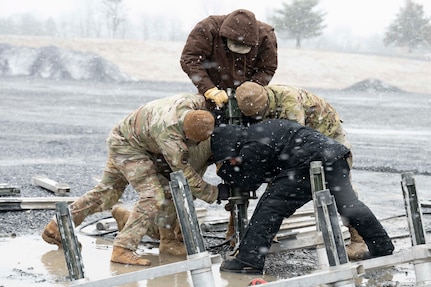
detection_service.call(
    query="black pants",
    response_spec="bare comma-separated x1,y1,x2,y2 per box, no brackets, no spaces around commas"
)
236,158,394,269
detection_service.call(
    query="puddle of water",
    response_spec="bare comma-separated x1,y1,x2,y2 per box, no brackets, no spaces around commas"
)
0,234,276,287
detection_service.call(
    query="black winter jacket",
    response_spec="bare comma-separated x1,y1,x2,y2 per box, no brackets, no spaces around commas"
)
211,119,350,191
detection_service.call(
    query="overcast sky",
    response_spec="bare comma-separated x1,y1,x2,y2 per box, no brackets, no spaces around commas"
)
1,0,431,37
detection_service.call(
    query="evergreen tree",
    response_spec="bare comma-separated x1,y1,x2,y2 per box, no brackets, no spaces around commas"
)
384,0,431,52
270,0,326,48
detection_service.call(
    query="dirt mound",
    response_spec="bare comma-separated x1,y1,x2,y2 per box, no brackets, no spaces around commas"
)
343,78,405,93
0,43,133,82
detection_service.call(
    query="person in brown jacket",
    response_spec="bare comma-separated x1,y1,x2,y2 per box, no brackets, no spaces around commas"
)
180,9,278,109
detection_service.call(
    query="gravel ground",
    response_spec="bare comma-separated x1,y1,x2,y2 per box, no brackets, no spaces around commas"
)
1,77,430,286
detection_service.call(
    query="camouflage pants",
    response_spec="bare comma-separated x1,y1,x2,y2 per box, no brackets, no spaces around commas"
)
68,128,170,250
332,124,353,168
69,128,212,251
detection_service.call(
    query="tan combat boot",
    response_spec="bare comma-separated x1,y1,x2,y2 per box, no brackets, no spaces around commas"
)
42,217,82,249
111,205,131,232
42,219,62,247
346,226,369,260
111,246,151,266
174,221,183,242
159,227,187,256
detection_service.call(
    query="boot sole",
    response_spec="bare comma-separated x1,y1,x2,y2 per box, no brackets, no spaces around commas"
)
220,266,263,275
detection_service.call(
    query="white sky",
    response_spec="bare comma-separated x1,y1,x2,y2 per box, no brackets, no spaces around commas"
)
1,0,431,37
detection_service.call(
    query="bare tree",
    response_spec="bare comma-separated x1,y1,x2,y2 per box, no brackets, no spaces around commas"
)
78,0,103,38
101,0,127,39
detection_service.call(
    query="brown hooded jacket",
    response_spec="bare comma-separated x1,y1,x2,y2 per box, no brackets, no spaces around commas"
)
180,9,278,95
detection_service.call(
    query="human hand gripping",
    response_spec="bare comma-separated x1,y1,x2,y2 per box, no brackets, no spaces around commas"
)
216,183,231,204
204,87,228,108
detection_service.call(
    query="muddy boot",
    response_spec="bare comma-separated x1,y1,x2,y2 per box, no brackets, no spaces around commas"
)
42,217,82,249
42,219,62,248
174,221,183,242
111,205,130,232
159,227,187,256
346,226,369,261
110,246,151,266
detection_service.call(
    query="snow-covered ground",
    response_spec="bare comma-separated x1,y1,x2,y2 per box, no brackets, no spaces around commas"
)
1,35,430,94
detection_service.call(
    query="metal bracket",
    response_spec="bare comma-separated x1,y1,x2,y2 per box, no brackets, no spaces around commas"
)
316,189,349,266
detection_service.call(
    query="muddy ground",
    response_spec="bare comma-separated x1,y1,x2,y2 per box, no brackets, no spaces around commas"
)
0,77,430,286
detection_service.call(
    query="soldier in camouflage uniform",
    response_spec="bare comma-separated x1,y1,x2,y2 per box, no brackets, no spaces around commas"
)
42,93,220,266
236,82,350,150
234,81,368,260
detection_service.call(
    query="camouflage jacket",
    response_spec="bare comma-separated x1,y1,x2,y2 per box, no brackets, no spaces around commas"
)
263,85,342,138
114,93,216,203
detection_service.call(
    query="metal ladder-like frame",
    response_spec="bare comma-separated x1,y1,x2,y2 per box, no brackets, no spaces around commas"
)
63,167,430,287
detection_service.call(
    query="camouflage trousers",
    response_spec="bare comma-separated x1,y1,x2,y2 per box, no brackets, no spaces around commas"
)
69,128,212,251
332,124,353,168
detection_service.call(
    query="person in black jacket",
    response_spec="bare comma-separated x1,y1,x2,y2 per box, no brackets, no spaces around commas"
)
211,119,394,274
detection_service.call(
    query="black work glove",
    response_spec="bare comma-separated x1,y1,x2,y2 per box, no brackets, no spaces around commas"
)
217,183,231,204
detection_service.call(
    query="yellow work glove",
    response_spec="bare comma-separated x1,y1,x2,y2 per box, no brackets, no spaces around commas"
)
203,87,228,108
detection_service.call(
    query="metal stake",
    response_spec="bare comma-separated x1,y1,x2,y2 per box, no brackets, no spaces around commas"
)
401,172,431,286
316,189,349,266
401,172,426,245
55,202,85,280
310,161,329,268
169,171,216,287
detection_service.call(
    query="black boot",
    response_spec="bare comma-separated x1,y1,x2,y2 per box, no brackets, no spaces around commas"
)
364,235,394,258
220,257,263,274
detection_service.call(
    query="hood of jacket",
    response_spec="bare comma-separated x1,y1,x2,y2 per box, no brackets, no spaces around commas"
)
211,124,243,162
219,9,259,46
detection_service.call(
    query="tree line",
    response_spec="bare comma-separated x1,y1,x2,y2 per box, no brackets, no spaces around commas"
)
1,0,430,52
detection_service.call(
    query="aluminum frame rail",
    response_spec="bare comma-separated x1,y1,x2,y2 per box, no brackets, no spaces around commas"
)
73,255,221,287
73,170,221,287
